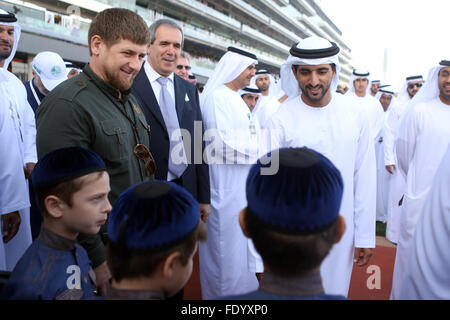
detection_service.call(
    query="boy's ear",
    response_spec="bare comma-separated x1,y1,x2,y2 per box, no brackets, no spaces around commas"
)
334,215,346,244
239,208,250,238
162,251,181,279
44,195,65,219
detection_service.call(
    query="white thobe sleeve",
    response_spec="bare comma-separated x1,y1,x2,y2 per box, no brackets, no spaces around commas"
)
372,100,385,142
21,97,37,165
0,103,30,215
265,115,286,152
353,109,377,248
383,104,400,166
204,93,258,164
396,106,420,179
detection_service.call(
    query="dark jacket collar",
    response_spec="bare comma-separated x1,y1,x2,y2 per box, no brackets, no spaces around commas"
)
38,227,77,251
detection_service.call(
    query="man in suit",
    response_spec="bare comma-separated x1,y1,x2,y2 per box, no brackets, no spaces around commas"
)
132,19,210,222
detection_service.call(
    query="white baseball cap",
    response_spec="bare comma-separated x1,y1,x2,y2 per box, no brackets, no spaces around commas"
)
31,51,67,91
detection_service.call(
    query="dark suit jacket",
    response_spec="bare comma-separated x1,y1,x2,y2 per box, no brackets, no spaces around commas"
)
132,66,210,204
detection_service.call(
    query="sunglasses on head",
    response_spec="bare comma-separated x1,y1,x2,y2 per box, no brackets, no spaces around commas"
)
133,144,156,177
176,65,191,70
408,83,423,89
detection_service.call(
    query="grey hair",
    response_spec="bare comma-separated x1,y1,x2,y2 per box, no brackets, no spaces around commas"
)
180,51,191,62
149,19,184,47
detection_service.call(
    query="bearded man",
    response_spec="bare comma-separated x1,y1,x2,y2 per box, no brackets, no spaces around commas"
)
35,8,152,296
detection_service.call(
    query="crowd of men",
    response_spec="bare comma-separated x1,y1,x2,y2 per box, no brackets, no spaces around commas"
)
0,7,449,300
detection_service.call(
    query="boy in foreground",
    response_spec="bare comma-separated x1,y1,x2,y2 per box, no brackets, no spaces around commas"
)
223,147,347,300
1,147,111,299
105,180,207,299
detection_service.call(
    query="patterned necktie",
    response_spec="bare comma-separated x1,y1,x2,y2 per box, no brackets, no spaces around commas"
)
157,76,187,178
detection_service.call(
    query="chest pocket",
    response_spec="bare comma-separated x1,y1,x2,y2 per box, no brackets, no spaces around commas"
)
100,119,128,161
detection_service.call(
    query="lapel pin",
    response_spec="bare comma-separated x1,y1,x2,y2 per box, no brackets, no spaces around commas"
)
185,93,190,102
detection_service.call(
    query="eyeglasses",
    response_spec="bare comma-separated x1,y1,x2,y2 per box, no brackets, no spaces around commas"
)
133,144,156,177
408,83,423,89
176,65,191,70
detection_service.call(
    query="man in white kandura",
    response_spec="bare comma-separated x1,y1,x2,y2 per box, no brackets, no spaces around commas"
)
347,69,385,142
390,60,450,299
0,9,35,271
267,36,376,297
400,144,450,300
199,46,260,299
251,69,287,128
374,86,396,224
370,79,381,97
383,76,423,243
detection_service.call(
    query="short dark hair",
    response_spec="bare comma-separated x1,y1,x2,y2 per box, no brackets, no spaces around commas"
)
244,208,338,276
35,171,106,217
88,8,150,55
148,19,184,47
107,219,207,282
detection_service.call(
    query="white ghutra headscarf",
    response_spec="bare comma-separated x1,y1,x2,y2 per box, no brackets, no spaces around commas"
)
200,47,258,109
0,9,21,70
280,36,341,99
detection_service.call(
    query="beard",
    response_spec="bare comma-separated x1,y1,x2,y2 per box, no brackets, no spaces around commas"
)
104,66,136,92
440,86,450,102
0,45,12,62
301,83,331,103
258,83,269,92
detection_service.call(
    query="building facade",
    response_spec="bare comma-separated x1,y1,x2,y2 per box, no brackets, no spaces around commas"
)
0,0,352,84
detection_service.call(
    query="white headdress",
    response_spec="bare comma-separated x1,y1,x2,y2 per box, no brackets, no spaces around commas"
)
397,75,425,105
200,47,258,107
0,9,21,70
348,69,371,96
250,69,281,97
401,60,449,119
280,36,341,98
376,85,397,109
238,83,261,97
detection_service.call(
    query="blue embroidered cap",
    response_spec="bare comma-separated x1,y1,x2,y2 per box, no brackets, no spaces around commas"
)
32,147,106,189
107,180,200,250
246,148,344,234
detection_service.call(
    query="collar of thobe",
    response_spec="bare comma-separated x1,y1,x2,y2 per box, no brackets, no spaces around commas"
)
0,10,21,70
83,63,131,103
38,227,77,251
259,269,325,297
280,37,341,98
200,49,258,108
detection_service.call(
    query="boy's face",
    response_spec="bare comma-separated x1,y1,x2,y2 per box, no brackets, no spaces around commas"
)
60,172,111,239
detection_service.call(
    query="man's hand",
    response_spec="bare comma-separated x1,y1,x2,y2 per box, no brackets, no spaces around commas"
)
354,248,373,267
93,261,112,296
199,203,211,223
2,211,21,243
24,162,36,179
385,164,396,175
